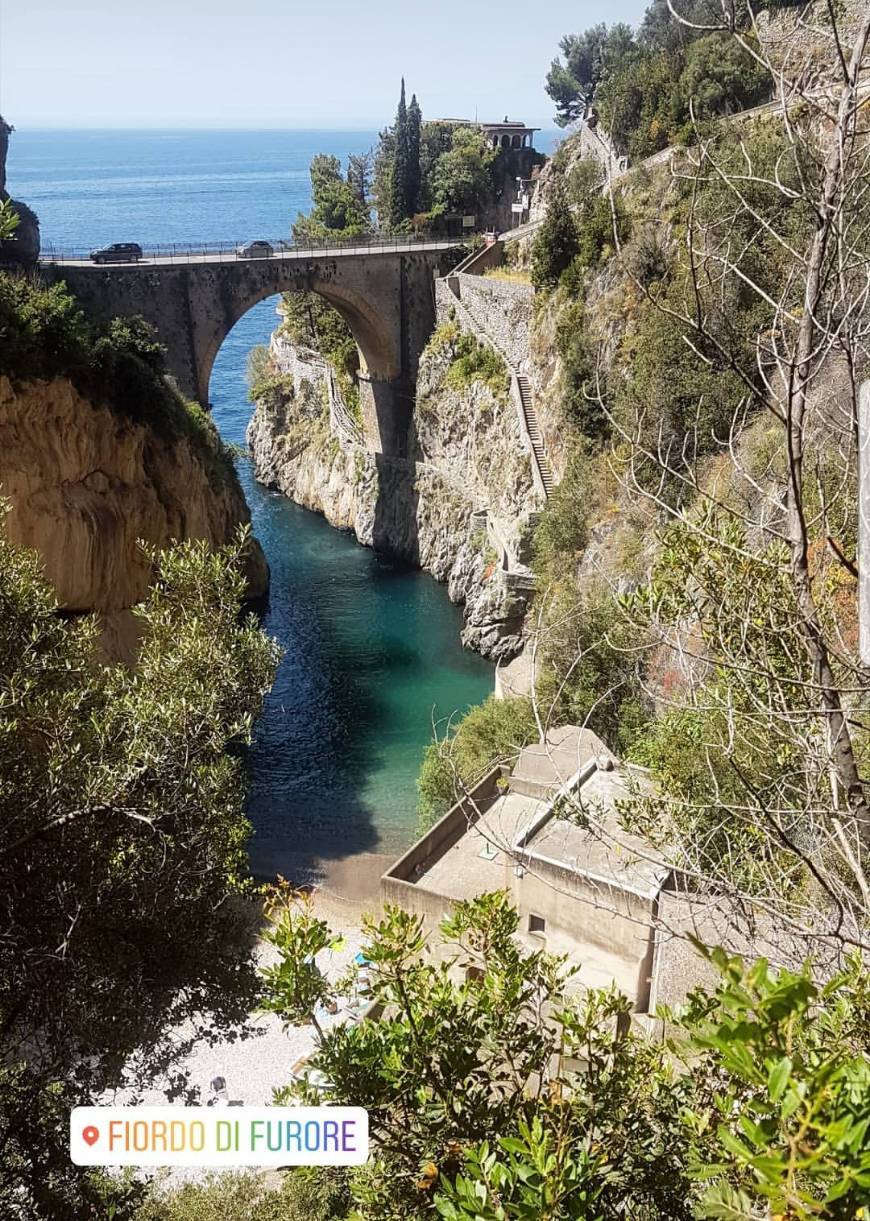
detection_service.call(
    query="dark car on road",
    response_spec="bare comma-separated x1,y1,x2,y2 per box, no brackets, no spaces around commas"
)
89,242,143,264
236,240,274,259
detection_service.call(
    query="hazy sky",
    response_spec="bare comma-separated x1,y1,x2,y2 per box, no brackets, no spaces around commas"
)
1,0,649,129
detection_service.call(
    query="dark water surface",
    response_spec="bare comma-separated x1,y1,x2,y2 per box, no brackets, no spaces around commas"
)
9,129,495,873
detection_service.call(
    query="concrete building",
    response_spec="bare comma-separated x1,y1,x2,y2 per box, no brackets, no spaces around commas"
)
382,726,669,1009
434,117,539,151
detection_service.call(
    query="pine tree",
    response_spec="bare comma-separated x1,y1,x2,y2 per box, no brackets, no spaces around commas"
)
388,78,409,230
406,93,422,218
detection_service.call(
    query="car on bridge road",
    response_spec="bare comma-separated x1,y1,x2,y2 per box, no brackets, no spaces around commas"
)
236,239,274,259
89,242,143,264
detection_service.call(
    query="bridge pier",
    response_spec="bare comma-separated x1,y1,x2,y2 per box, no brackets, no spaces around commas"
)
46,243,449,460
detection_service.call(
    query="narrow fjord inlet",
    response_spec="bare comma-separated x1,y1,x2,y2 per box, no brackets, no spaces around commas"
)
212,311,494,880
11,128,494,881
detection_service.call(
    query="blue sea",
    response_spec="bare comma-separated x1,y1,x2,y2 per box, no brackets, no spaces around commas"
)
7,129,501,879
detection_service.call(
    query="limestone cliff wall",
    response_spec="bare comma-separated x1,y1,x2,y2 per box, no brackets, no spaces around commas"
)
0,374,267,656
248,315,540,661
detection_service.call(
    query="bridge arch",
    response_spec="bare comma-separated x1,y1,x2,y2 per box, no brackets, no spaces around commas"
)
197,271,400,411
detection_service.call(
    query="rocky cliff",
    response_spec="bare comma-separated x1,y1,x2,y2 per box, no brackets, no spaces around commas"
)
248,314,541,661
0,117,40,267
0,374,268,659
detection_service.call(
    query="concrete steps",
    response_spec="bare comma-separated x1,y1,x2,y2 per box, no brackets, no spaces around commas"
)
516,375,554,495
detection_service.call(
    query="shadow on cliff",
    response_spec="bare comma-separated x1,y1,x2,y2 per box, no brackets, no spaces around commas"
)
370,398,421,565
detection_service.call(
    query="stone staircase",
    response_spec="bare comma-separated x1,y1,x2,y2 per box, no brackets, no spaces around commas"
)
516,374,554,496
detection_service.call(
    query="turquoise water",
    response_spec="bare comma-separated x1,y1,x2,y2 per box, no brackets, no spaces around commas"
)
8,129,496,876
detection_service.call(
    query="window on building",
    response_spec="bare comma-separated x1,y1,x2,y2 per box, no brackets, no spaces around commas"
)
466,965,484,983
528,913,546,935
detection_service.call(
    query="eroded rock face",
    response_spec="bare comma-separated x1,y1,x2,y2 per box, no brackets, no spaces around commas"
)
0,375,267,652
247,332,537,661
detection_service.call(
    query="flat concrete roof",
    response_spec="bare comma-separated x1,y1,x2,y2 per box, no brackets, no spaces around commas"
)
415,790,540,901
433,118,540,132
404,726,668,903
524,774,669,900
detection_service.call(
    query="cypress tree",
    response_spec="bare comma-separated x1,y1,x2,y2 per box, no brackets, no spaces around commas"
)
388,78,409,230
406,93,422,218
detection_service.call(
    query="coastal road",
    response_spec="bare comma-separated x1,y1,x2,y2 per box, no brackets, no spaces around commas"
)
40,237,465,268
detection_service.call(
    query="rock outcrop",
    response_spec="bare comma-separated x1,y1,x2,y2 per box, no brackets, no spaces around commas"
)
0,374,267,659
0,117,40,268
248,319,540,661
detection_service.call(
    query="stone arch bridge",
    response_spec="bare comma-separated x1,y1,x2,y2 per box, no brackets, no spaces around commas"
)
44,238,458,456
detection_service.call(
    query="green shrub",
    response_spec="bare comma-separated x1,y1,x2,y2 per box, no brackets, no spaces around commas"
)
0,273,92,378
530,182,579,290
533,441,597,579
533,581,650,756
425,317,460,356
135,1168,351,1221
611,278,754,505
444,331,510,402
0,521,281,1217
554,303,603,437
624,224,672,288
0,272,235,485
280,289,360,405
548,14,771,163
246,343,296,410
417,695,538,827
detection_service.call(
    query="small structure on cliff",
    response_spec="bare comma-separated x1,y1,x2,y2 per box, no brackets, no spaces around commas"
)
431,117,543,229
434,117,539,151
382,726,668,1010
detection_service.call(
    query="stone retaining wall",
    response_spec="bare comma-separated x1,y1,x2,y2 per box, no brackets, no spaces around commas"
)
453,273,533,371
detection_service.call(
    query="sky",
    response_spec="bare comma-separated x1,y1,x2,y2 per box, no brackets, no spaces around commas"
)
0,0,649,130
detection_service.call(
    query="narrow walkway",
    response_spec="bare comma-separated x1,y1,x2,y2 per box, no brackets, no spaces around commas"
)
325,365,365,448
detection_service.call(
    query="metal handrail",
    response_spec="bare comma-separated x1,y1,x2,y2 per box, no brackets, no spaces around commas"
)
39,230,473,265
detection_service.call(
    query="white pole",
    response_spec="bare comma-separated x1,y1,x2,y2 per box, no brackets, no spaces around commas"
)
859,380,870,665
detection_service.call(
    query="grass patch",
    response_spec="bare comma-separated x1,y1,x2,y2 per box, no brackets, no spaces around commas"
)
482,266,532,285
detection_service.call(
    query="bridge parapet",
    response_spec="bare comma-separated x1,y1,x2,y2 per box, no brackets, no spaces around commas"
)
40,233,461,266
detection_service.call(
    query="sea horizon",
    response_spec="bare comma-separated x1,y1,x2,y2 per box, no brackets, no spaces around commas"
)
13,122,562,140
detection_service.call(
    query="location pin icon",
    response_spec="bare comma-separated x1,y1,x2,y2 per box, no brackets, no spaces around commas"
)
82,1125,100,1147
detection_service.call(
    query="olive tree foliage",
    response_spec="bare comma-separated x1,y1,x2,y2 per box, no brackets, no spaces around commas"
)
0,515,280,1219
261,891,870,1219
263,890,694,1221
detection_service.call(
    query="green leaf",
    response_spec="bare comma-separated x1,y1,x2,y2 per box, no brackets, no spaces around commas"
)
767,1056,792,1102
